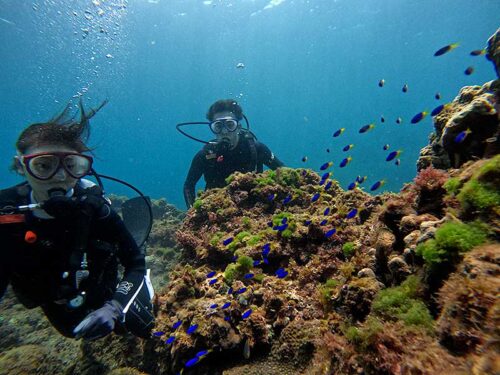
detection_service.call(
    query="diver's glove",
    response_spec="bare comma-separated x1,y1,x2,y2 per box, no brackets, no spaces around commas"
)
73,300,124,340
42,195,79,218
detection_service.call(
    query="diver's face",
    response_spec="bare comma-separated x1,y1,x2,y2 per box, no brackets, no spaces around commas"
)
14,144,81,202
212,111,241,150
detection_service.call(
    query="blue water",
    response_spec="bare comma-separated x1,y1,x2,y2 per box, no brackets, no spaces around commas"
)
0,0,498,209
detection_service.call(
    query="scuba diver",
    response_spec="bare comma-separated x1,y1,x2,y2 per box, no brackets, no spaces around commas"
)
0,100,155,340
180,99,284,208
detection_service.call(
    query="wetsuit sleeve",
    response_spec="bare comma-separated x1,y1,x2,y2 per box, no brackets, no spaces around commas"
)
257,142,285,170
183,150,205,209
99,210,146,307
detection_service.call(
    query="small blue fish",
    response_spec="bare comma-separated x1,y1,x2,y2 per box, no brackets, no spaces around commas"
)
301,169,307,176
326,148,330,153
236,287,247,294
402,84,408,93
321,172,331,181
347,181,357,190
267,193,276,201
435,92,441,100
464,66,474,75
196,349,211,358
324,181,333,191
319,178,326,186
320,219,328,226
356,175,367,184
470,49,486,56
165,336,176,344
378,79,385,87
222,302,231,309
325,228,336,238
186,324,198,334
342,144,354,152
383,144,390,151
253,260,261,266
455,128,472,143
396,117,402,124
172,320,183,330
304,220,312,226
283,195,292,204
242,309,253,319
386,150,402,162
153,331,165,337
411,111,428,124
281,217,288,224
232,255,238,262
381,116,385,123
223,237,234,246
395,159,401,166
311,193,320,202
275,269,288,279
324,207,330,215
431,104,446,116
333,128,345,137
185,356,200,368
302,156,308,162
224,316,231,322
206,271,216,278
210,303,218,309
339,156,352,168
274,223,288,232
208,278,218,285
262,243,271,257
359,124,375,133
346,209,358,219
434,42,459,56
370,180,385,191
267,221,273,227
320,161,333,171
228,287,233,295
263,257,269,264
244,273,254,279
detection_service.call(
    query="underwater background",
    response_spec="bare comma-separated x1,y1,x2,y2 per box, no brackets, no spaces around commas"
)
0,0,499,209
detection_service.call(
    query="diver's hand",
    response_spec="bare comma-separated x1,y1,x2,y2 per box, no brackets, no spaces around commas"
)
42,195,79,218
73,300,123,340
78,186,110,218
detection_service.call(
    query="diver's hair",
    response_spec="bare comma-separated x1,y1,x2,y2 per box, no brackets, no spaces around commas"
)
206,99,243,121
15,98,108,154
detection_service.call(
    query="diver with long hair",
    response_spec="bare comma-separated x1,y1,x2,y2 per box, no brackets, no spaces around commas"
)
180,99,285,208
0,100,155,340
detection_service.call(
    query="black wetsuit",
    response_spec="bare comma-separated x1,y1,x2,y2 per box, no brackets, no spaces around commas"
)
0,181,146,338
183,131,284,208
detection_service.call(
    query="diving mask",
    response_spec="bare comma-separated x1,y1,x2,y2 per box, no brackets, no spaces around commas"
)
21,152,93,180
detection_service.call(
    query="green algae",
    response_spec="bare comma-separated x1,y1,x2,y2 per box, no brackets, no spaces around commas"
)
223,255,254,284
443,177,462,196
342,242,356,258
457,156,500,213
193,198,203,211
416,221,490,268
345,316,384,349
319,279,340,308
371,276,433,329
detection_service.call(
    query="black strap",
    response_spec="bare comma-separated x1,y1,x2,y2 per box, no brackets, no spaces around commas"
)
244,131,262,173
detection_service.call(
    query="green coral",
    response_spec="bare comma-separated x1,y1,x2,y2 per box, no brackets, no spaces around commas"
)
342,242,356,258
224,263,239,284
255,170,277,186
225,174,235,184
371,276,433,329
457,155,500,212
236,231,252,242
275,167,301,187
416,221,489,268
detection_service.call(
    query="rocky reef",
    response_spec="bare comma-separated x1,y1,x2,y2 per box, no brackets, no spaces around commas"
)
1,29,500,375
417,27,500,170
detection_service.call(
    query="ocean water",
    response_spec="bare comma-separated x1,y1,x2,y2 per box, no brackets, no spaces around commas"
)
0,0,498,209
